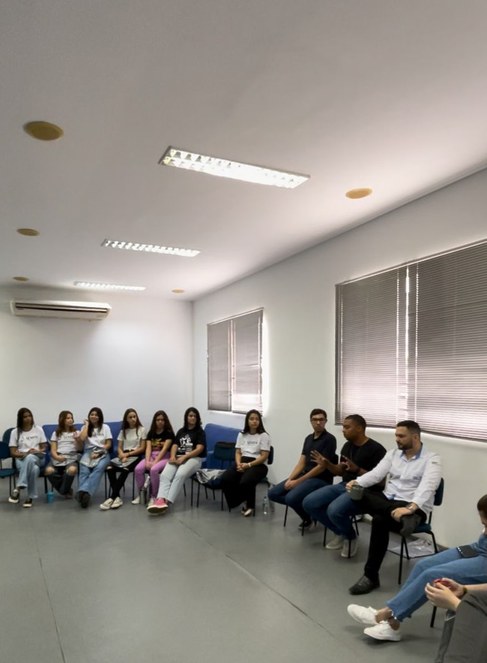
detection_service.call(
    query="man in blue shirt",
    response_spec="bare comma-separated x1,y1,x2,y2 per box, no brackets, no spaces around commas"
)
268,408,336,529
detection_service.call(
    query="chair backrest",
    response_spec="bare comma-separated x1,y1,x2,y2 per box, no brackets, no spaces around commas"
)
212,441,236,466
434,477,444,507
267,445,274,465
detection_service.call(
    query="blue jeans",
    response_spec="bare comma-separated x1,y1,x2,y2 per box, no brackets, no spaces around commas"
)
387,545,487,622
268,478,330,522
302,482,360,540
16,454,44,498
78,454,110,496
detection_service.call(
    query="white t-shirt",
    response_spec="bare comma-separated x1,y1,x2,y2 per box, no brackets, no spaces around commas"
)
50,430,79,457
84,424,112,451
117,426,146,452
9,426,47,453
236,432,271,461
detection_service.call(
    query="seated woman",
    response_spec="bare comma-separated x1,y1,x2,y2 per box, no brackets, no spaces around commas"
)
77,407,112,508
132,410,175,505
346,494,487,642
220,409,270,517
147,407,205,514
425,578,487,663
100,408,146,511
8,407,47,508
44,410,82,497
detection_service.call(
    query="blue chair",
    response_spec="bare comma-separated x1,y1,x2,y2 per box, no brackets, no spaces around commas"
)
0,428,16,494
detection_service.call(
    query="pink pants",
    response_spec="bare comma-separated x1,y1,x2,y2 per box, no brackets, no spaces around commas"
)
134,452,169,498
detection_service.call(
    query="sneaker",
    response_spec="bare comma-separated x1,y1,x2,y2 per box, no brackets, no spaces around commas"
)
349,575,380,595
131,494,141,505
147,498,168,514
364,622,401,642
347,604,378,626
111,497,123,509
23,498,33,508
299,519,312,530
78,491,90,509
9,488,21,504
341,538,358,558
326,534,344,550
242,507,254,517
99,498,114,511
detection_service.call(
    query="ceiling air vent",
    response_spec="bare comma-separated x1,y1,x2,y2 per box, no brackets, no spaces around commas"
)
10,300,111,320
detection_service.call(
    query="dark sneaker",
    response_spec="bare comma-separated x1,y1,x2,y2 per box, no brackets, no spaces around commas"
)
23,498,33,508
9,488,20,504
399,513,422,537
299,519,312,530
349,575,380,595
78,491,90,508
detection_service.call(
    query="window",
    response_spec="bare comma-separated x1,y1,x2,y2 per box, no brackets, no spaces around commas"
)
208,309,263,413
336,240,487,441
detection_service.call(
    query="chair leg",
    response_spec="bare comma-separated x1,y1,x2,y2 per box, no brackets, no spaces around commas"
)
398,537,411,584
430,606,437,628
283,505,288,527
323,527,328,547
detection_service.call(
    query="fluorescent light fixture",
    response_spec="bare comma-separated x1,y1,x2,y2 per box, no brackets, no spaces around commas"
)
74,281,146,292
159,146,309,189
101,239,200,258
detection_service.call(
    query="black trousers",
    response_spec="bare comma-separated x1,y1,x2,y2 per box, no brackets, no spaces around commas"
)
47,463,77,495
106,458,138,498
221,460,268,509
360,491,426,581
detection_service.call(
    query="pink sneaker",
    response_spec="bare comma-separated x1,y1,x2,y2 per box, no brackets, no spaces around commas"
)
147,497,168,514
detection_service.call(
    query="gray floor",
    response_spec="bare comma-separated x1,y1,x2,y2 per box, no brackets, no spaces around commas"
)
1,482,442,663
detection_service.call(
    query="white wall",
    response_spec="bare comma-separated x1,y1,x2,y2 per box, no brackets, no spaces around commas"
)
0,287,193,433
193,168,487,548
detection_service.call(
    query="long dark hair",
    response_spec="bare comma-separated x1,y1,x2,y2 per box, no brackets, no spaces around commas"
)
147,410,174,440
16,407,34,436
87,407,104,437
56,410,76,437
183,407,202,430
121,408,143,439
242,409,266,434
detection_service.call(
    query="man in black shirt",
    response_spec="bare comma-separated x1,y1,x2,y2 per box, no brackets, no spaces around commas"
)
303,414,386,557
268,409,337,528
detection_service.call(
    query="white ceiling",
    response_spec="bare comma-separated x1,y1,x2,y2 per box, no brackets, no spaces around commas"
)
2,1,487,301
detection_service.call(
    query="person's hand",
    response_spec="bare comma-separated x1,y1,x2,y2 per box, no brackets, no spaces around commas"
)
346,480,357,492
57,455,67,463
236,462,244,472
342,456,359,473
391,507,411,521
310,450,327,467
425,581,462,611
168,458,178,465
146,461,153,470
284,478,298,490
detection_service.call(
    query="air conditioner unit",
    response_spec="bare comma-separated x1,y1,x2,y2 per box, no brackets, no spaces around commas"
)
10,300,111,321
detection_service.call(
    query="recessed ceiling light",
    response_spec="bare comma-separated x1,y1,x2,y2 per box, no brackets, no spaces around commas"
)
13,276,29,282
23,121,64,141
102,239,199,258
74,281,146,292
17,228,40,236
159,146,309,189
172,289,185,294
345,188,373,199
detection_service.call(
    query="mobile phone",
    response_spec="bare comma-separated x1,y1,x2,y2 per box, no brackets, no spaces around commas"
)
457,545,479,559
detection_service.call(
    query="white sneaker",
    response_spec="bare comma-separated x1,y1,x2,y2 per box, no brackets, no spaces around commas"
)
341,538,358,558
347,604,378,625
364,622,401,641
131,494,141,505
325,534,344,550
111,497,123,509
99,498,114,511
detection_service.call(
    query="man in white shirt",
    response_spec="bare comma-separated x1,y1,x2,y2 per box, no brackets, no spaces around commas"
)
347,420,442,595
